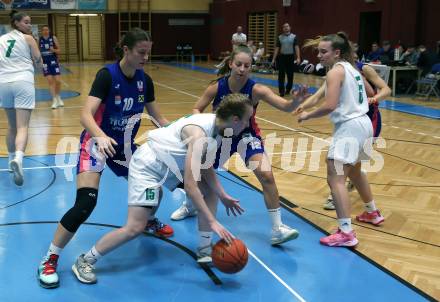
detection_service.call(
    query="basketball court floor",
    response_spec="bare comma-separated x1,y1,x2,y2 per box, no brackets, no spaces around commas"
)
0,61,439,301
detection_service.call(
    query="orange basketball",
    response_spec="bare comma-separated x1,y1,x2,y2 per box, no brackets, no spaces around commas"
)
211,239,248,274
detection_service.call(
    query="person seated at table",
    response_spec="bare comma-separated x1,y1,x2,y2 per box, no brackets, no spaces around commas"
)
366,42,383,62
399,46,419,65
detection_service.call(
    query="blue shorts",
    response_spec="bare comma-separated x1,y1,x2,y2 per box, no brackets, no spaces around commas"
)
42,57,61,76
214,129,265,169
76,131,136,177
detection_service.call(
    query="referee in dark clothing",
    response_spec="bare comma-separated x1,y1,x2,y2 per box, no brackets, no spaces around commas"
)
271,23,301,96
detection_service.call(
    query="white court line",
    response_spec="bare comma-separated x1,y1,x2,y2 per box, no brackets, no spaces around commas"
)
154,80,309,301
268,149,328,155
0,164,76,172
248,249,307,302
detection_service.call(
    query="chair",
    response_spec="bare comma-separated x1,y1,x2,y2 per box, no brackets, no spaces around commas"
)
367,63,391,83
406,63,440,100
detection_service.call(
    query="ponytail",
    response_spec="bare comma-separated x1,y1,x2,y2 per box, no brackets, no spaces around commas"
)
211,44,253,83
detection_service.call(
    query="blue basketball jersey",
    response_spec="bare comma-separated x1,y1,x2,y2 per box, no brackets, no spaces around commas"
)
212,76,256,109
39,36,57,60
212,76,260,136
94,63,148,145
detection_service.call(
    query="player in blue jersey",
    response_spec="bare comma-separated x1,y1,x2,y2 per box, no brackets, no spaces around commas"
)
171,45,309,257
37,28,173,289
39,25,63,109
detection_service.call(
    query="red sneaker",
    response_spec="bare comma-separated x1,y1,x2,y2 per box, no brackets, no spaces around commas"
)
356,210,385,226
146,218,174,237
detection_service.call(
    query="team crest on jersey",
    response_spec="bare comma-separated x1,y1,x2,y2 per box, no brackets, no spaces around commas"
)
137,81,144,92
138,94,145,103
115,95,121,105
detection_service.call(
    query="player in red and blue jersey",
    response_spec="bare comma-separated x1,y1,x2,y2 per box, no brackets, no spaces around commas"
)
37,28,173,289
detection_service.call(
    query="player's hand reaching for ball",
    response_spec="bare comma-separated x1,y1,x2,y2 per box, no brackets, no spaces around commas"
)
219,193,244,216
210,220,234,245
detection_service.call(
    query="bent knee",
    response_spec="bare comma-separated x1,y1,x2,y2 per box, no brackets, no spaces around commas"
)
255,170,275,186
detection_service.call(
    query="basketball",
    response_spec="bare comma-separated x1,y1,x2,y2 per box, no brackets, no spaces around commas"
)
211,239,248,274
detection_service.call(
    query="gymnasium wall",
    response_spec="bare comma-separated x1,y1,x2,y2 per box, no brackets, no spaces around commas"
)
210,0,439,60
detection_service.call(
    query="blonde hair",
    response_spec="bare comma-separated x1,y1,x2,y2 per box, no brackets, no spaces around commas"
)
215,93,255,120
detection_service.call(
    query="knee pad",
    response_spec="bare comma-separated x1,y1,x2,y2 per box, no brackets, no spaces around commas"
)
60,187,98,233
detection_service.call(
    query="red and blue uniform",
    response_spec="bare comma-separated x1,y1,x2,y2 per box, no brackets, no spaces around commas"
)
39,36,60,76
356,61,382,138
77,62,153,177
212,76,264,168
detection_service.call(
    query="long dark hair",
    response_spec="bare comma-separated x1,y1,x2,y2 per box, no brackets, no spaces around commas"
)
213,44,253,82
114,28,152,60
9,10,29,30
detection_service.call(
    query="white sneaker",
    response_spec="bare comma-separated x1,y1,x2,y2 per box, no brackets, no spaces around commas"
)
51,98,58,109
270,224,299,245
170,203,198,221
72,254,97,284
9,159,23,186
196,245,212,264
56,96,64,107
323,194,335,210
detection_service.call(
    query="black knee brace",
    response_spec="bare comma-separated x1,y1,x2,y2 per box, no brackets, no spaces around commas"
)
60,187,98,233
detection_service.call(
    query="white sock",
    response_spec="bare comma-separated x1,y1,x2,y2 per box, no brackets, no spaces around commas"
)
15,151,24,163
185,196,194,210
338,218,352,233
83,246,102,265
198,231,213,248
268,207,282,230
364,200,377,213
46,242,63,257
8,152,15,163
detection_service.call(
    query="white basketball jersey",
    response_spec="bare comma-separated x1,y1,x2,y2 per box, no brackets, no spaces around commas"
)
328,61,368,124
0,30,34,84
147,114,218,171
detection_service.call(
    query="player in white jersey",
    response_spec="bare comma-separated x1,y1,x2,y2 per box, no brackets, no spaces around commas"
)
0,11,42,186
296,32,384,247
71,94,252,284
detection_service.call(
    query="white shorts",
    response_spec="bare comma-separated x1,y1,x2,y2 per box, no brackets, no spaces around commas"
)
328,115,373,165
128,143,181,207
0,82,35,109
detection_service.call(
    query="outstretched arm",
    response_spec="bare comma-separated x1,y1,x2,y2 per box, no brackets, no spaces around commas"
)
294,83,326,114
182,125,234,243
253,84,310,112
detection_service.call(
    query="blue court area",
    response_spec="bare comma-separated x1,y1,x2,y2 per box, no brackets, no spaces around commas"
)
35,89,80,103
379,100,440,119
0,155,432,302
